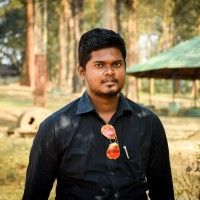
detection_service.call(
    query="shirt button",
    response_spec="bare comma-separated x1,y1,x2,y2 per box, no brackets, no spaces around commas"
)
94,196,102,200
114,192,119,199
110,171,114,175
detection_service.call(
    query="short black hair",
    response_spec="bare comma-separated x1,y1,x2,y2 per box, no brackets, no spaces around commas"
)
78,28,126,68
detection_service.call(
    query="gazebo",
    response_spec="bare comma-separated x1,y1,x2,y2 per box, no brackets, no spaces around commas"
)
127,36,200,107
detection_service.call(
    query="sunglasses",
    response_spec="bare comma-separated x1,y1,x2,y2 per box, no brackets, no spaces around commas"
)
101,124,120,160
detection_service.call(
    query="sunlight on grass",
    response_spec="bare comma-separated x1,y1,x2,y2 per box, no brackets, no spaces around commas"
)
0,136,31,199
0,94,33,108
0,136,56,199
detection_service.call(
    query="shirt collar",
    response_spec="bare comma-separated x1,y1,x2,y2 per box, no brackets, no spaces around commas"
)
117,93,133,115
76,91,95,115
76,91,132,115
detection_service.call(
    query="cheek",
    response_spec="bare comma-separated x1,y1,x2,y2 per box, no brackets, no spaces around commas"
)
117,70,126,80
85,72,101,85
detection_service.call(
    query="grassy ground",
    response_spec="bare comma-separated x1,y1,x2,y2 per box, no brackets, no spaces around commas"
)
0,136,32,200
0,84,199,200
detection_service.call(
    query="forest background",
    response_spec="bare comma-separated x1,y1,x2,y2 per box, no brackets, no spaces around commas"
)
0,0,199,97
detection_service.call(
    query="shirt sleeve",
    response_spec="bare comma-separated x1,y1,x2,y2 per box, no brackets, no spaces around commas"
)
147,115,175,200
22,116,57,200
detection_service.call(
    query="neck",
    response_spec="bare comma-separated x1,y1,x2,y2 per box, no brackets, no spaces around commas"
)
87,91,120,122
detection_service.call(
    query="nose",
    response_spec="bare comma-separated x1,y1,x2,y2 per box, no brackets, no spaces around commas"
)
104,65,114,75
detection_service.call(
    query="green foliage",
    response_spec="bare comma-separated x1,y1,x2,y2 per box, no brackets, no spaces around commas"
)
83,0,103,30
0,0,25,69
173,0,200,42
137,0,163,36
0,0,199,92
0,136,56,199
141,78,173,93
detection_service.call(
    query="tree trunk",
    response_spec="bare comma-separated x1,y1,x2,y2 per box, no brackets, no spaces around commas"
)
102,0,116,30
65,16,74,90
71,0,84,93
115,0,121,33
158,0,174,51
21,0,35,87
64,0,72,82
127,0,138,65
34,0,48,107
34,0,47,54
58,0,68,88
126,0,139,101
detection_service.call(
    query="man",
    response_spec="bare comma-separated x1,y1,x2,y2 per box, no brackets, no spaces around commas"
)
22,28,174,200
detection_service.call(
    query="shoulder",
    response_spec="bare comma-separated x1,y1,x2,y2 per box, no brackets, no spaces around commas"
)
125,97,157,119
33,98,81,147
125,98,165,138
124,97,164,126
41,97,81,128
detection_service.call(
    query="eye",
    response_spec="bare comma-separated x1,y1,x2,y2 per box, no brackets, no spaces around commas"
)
95,63,103,68
113,62,122,68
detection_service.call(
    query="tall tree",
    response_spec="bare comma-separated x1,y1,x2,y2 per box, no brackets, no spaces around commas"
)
158,0,174,51
83,0,102,30
173,0,200,43
127,0,138,65
58,0,69,87
34,0,48,55
115,0,123,33
21,0,35,87
114,0,139,64
102,0,116,30
71,0,84,93
0,0,25,72
127,0,139,99
46,1,59,83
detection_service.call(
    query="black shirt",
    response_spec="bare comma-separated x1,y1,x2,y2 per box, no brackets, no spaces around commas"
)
22,91,174,200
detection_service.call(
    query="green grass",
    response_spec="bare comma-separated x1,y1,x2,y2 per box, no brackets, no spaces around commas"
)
0,88,78,112
0,136,56,199
0,136,31,199
0,185,24,200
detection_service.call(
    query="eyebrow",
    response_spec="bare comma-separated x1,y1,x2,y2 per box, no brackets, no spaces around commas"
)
112,60,124,63
93,60,124,64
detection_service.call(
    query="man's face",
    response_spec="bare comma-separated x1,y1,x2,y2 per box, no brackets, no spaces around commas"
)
78,47,126,97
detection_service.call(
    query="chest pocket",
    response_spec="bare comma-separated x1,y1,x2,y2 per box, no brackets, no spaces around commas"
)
118,146,150,183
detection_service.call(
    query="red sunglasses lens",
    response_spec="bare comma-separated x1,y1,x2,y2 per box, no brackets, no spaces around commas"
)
101,124,116,139
106,142,120,159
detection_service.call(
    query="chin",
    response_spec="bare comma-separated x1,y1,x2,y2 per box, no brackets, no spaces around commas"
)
95,89,121,98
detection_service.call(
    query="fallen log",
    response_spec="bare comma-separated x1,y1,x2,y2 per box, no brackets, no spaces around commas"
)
7,107,51,137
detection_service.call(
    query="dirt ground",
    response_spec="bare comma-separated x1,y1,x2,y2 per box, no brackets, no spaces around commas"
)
0,84,199,199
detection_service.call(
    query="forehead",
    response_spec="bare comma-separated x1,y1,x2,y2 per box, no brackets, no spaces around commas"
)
90,47,123,62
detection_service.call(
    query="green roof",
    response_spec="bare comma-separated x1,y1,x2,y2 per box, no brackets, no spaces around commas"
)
127,36,200,79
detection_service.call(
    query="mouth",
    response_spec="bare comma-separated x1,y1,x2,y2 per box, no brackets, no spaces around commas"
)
101,78,118,84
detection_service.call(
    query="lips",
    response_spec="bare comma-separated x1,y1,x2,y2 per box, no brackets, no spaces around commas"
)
101,78,118,84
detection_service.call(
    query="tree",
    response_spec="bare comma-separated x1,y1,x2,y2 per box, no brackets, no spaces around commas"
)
21,0,35,87
102,0,116,30
71,0,84,93
83,0,102,30
0,0,25,70
126,0,139,98
173,0,200,43
58,0,69,88
46,0,60,83
158,0,174,51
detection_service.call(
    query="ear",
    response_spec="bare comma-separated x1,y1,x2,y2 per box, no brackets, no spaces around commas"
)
77,65,85,80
